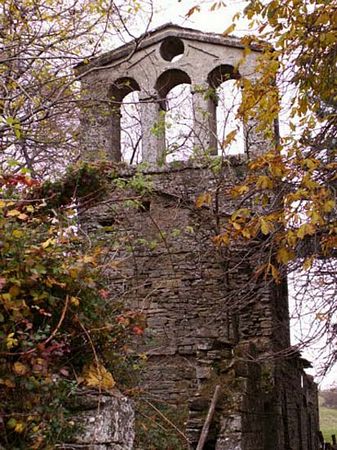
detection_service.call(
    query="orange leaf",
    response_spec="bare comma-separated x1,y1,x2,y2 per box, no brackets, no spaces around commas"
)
196,192,212,208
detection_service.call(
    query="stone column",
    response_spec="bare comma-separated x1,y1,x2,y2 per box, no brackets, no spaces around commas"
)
139,91,166,164
80,79,122,162
240,61,277,159
192,83,217,155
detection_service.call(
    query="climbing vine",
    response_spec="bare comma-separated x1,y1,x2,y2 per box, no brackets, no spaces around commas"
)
0,163,144,449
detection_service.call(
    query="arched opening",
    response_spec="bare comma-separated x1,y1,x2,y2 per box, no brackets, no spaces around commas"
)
207,65,244,156
155,69,193,162
109,77,141,163
160,37,184,62
120,91,142,164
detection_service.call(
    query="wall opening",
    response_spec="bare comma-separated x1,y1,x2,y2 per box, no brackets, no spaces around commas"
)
160,37,184,62
109,77,141,163
165,84,193,161
120,91,142,164
207,65,245,156
155,69,193,162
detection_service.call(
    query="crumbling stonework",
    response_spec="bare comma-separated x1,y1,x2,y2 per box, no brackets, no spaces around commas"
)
78,24,319,450
62,389,134,449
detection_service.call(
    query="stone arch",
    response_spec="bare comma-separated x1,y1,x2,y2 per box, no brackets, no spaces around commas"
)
108,77,141,162
155,69,191,108
207,65,245,155
155,69,193,161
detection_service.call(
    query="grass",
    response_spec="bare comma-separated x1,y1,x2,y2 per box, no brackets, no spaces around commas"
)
320,406,337,443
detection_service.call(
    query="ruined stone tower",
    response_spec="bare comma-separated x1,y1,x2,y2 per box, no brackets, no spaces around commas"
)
77,24,319,450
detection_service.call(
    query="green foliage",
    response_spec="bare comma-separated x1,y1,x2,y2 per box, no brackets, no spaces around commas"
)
135,400,188,450
0,166,141,449
31,162,115,209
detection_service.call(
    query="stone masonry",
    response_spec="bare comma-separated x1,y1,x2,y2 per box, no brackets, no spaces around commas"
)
77,24,320,450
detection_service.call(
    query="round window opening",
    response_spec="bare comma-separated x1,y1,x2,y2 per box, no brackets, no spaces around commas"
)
160,37,184,62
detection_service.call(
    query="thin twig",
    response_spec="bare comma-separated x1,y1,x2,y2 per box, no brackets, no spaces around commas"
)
144,399,189,443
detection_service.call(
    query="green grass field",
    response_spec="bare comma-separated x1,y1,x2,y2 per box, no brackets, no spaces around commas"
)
320,406,337,443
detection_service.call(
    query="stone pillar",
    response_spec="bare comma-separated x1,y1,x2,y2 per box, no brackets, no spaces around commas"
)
192,83,217,155
139,91,166,164
80,79,122,162
239,63,277,159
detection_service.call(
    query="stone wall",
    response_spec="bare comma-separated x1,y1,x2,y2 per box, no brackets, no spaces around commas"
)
81,161,319,449
62,389,134,450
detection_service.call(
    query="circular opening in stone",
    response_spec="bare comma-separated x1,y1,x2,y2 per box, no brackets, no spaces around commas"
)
160,37,184,62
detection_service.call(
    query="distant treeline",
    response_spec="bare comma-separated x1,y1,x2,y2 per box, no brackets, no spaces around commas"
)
321,390,337,409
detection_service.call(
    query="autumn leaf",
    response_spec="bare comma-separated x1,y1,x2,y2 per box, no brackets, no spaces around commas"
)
70,296,80,306
0,378,16,388
7,209,21,217
82,362,116,390
231,185,249,197
260,217,273,235
0,277,6,290
186,5,200,17
196,192,212,208
270,264,280,283
297,223,316,239
277,247,295,264
13,362,29,376
6,333,18,349
223,24,236,36
132,325,144,335
256,175,273,190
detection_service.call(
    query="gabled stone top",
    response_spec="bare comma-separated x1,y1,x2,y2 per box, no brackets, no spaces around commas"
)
75,23,262,73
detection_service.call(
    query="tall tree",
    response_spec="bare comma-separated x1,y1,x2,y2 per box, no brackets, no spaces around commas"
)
221,0,337,373
0,0,152,177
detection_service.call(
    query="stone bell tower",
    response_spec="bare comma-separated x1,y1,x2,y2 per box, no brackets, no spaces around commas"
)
77,24,319,450
76,23,265,163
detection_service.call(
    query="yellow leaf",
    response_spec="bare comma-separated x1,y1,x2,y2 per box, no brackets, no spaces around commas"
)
9,285,20,298
69,268,79,279
196,192,212,208
13,362,28,376
260,218,273,235
303,257,313,270
256,175,273,190
82,255,95,264
12,229,23,238
82,362,116,390
223,24,236,35
232,221,241,230
0,378,16,388
277,247,294,264
18,213,28,221
41,238,55,249
25,205,34,213
241,228,252,239
232,208,251,220
6,333,18,349
270,264,280,282
70,296,80,307
297,223,315,239
214,233,230,246
323,200,335,213
309,210,322,225
0,200,6,208
7,209,21,217
14,422,25,433
231,185,249,197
